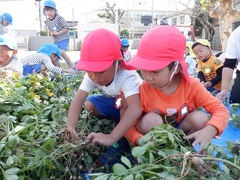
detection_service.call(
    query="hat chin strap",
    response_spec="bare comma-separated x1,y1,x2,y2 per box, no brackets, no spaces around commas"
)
114,60,119,76
159,61,179,90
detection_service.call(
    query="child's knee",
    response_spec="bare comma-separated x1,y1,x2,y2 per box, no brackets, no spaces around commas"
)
137,112,163,134
85,101,95,112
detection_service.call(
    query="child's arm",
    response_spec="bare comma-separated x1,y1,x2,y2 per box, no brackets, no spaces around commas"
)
66,89,89,139
87,93,142,146
184,82,229,153
208,66,223,87
51,28,68,37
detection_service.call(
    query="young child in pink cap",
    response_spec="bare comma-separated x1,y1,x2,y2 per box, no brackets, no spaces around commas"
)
127,26,229,154
66,28,142,166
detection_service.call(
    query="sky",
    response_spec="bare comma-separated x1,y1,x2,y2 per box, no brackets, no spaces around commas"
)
54,0,193,23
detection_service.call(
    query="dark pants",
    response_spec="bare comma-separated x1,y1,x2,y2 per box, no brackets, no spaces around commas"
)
230,70,240,103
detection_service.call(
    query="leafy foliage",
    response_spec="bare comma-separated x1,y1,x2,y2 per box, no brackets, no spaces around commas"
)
0,72,114,179
0,71,239,179
95,124,240,179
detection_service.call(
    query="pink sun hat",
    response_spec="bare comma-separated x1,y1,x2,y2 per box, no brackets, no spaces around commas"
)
76,28,135,72
129,25,190,83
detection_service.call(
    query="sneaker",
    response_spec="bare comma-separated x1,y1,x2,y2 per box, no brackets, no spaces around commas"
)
97,137,131,167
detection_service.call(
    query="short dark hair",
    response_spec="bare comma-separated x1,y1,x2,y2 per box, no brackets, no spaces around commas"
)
167,62,176,70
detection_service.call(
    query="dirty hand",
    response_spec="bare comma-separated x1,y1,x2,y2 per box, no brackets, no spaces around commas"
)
204,81,212,87
86,132,115,146
200,81,206,87
65,128,80,141
183,126,217,154
216,90,228,102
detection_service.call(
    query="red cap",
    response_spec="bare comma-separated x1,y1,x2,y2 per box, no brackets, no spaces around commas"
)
129,25,190,83
76,28,135,72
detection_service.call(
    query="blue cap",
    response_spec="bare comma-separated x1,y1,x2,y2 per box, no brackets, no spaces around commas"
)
2,13,13,25
37,43,63,59
121,38,129,46
0,35,17,49
44,0,56,9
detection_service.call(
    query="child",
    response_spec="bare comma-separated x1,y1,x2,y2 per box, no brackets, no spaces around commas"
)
120,38,131,61
43,0,75,69
185,41,196,77
0,13,13,35
192,39,223,93
0,34,23,75
20,43,75,75
66,28,142,165
126,26,229,154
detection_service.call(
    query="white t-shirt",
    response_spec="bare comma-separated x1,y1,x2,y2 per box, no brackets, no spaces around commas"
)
0,55,23,75
185,55,196,76
80,69,143,98
0,22,8,35
225,26,240,71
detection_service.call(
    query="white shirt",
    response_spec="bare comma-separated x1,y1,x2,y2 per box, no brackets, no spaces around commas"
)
185,54,196,76
225,26,240,71
80,69,143,98
21,53,62,74
0,55,23,75
0,22,8,35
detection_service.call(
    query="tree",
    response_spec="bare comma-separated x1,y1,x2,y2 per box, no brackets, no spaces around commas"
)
172,0,216,41
203,0,240,51
97,2,125,24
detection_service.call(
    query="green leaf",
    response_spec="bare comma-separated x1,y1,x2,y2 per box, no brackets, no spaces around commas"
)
112,163,128,175
0,105,12,112
135,173,144,180
123,174,133,180
40,165,46,180
158,150,167,158
120,156,132,169
222,164,230,175
149,151,154,164
138,133,152,145
4,174,19,180
6,156,15,166
167,132,174,144
4,167,20,175
42,138,55,151
45,159,55,169
93,124,100,132
132,146,146,157
93,174,110,180
0,142,6,152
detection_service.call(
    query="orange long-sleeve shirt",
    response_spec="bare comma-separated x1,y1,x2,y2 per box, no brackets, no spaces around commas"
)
125,76,229,145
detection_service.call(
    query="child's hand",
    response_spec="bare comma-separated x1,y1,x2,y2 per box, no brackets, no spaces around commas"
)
183,126,217,154
65,128,80,142
50,31,58,37
87,132,115,146
216,90,228,102
204,81,212,87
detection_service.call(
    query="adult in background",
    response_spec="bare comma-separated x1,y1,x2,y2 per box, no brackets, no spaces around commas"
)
216,26,240,104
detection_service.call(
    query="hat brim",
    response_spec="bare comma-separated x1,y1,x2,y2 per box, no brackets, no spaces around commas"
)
76,59,136,72
129,55,191,83
76,59,113,72
129,55,171,71
0,42,15,49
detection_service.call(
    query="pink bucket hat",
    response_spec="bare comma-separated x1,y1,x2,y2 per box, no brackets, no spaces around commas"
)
76,28,135,72
129,25,190,83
